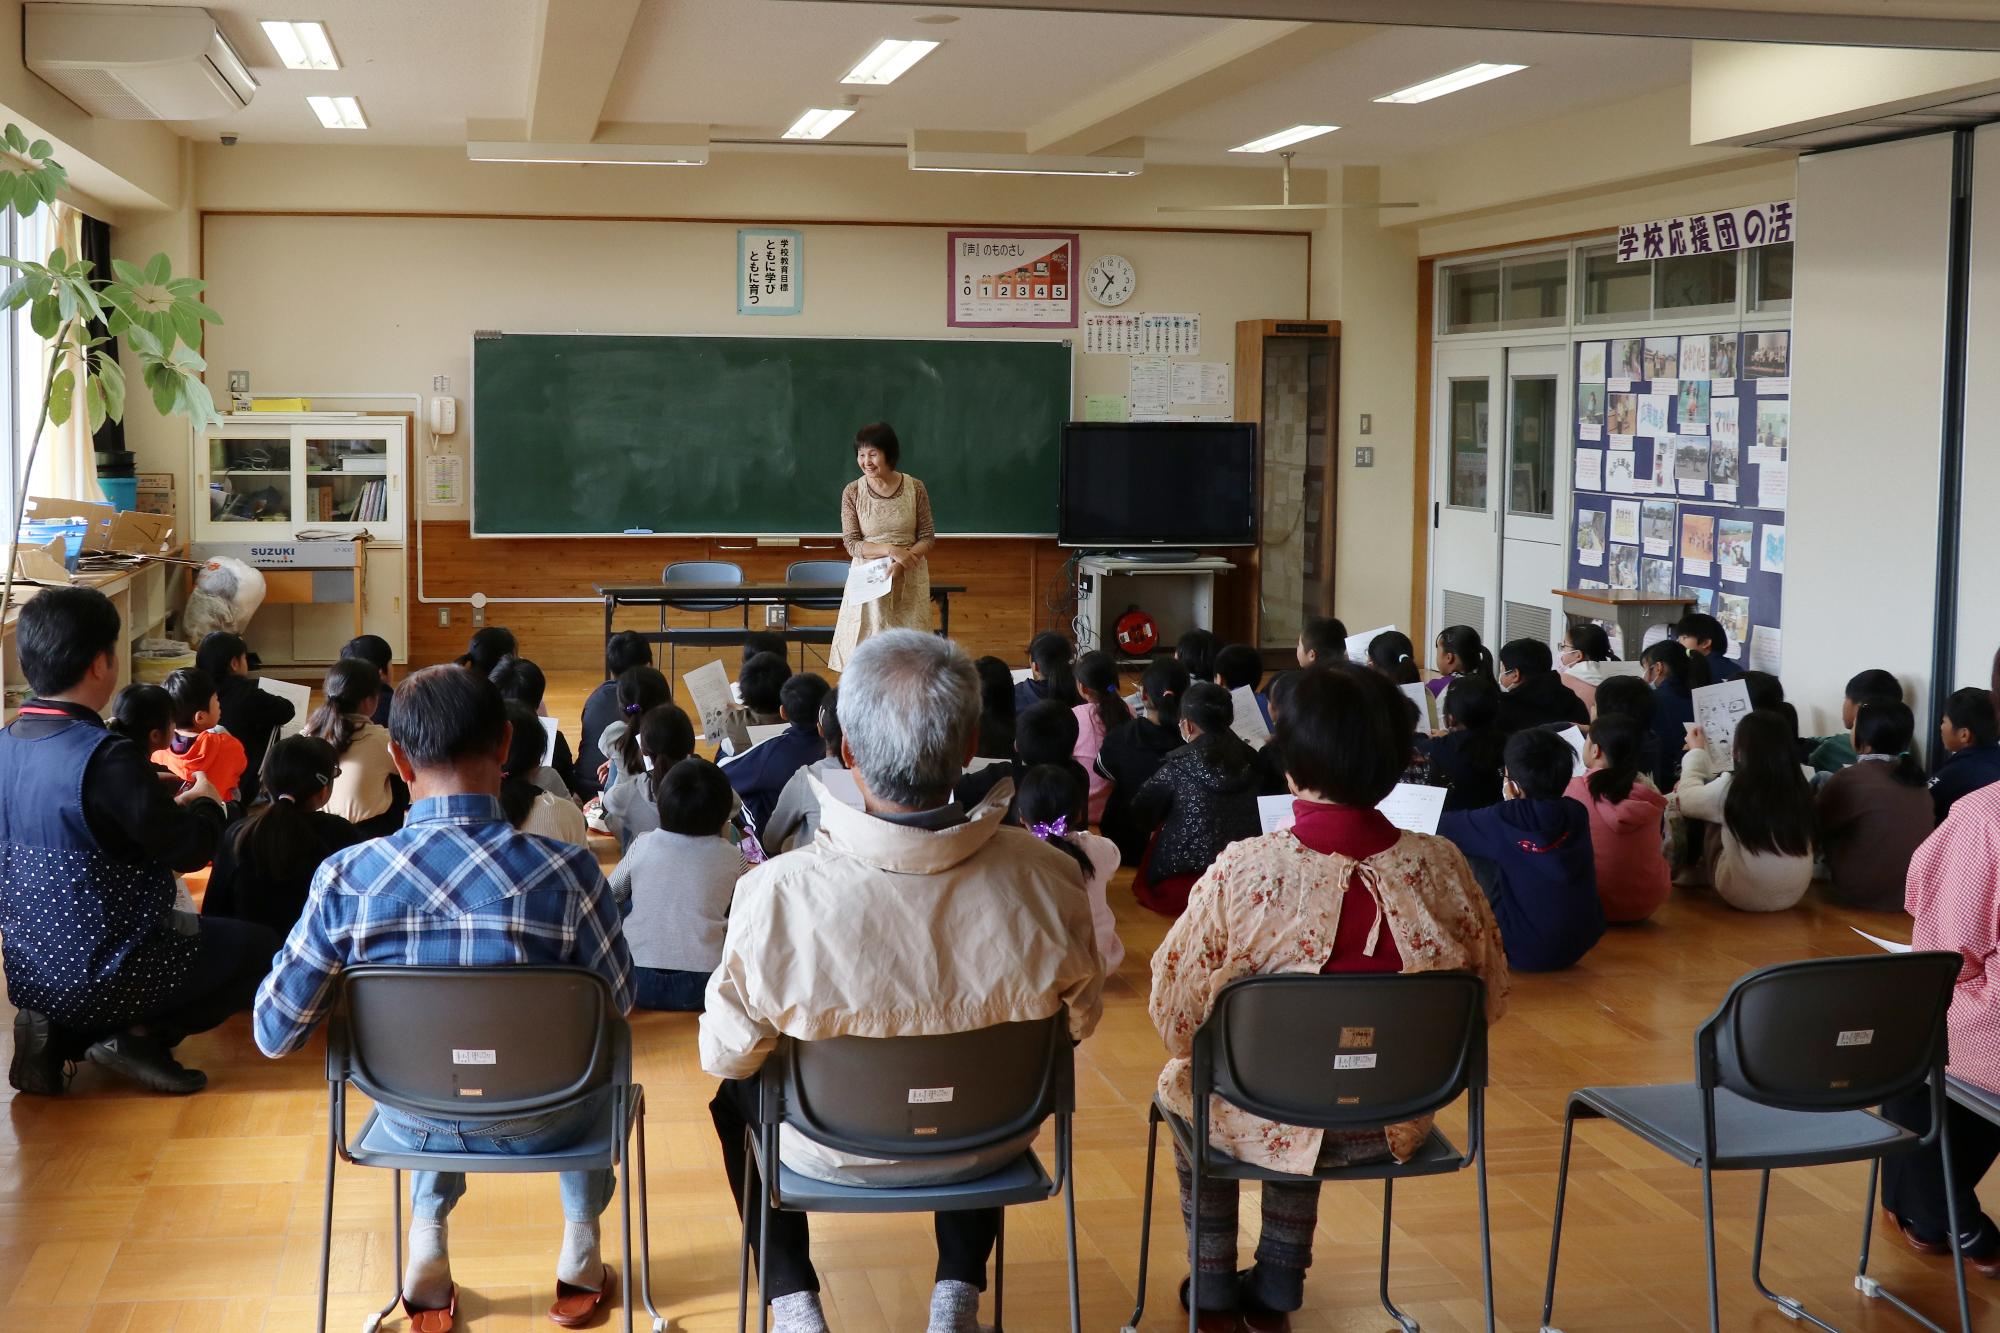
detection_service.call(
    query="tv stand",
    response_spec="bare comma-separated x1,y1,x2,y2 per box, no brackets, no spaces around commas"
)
1111,547,1200,563
1073,553,1237,657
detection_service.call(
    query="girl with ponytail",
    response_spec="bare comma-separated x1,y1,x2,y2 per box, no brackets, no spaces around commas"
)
1817,701,1935,912
1013,763,1124,971
501,702,587,847
1565,715,1671,923
1428,624,1494,699
1071,650,1131,824
1098,657,1190,865
203,735,361,934
305,658,406,836
1367,630,1423,686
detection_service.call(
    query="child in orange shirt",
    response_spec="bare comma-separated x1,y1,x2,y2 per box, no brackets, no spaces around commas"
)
154,667,248,804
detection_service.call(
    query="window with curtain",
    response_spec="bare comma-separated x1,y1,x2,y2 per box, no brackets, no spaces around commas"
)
13,204,98,507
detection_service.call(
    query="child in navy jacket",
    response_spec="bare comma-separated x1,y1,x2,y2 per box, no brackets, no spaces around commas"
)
1438,727,1604,972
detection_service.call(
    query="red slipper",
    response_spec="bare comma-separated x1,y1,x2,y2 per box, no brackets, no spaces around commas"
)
548,1264,614,1327
403,1285,457,1333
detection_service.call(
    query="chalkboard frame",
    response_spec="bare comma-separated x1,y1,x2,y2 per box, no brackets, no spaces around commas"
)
467,329,1075,539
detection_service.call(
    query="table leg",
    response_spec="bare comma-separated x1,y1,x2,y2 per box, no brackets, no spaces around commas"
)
603,595,615,680
937,591,951,638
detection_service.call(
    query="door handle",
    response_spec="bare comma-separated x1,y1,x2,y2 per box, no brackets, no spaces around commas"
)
1433,501,1439,529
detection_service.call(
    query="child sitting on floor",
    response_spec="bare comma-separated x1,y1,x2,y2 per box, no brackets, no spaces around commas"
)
1013,763,1123,973
603,698,696,850
1014,631,1080,713
1808,668,1903,775
1071,651,1131,824
304,658,405,837
761,689,845,854
1816,701,1932,913
1931,686,2000,823
1129,682,1262,916
738,650,790,728
1423,675,1508,812
1564,714,1670,924
501,702,588,848
154,667,248,805
203,735,361,935
612,757,748,1012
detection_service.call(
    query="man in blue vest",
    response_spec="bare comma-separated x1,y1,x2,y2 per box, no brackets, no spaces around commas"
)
1,586,276,1095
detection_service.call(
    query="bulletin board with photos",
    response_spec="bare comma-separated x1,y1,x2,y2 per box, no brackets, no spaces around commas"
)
1569,328,1789,672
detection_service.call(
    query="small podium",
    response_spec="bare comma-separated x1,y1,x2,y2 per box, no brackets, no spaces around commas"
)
1554,588,1694,657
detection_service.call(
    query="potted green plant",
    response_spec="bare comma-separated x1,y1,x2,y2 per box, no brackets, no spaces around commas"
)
0,124,222,612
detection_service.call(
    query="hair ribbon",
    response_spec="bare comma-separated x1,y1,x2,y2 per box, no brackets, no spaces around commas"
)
1029,815,1069,840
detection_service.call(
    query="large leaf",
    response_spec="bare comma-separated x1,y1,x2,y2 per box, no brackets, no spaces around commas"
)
83,374,104,431
28,293,58,339
143,253,170,286
110,257,146,287
145,362,177,416
94,351,125,420
48,366,73,425
0,275,32,310
5,124,26,154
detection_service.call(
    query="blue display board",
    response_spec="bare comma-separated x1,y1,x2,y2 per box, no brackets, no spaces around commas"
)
1567,329,1788,668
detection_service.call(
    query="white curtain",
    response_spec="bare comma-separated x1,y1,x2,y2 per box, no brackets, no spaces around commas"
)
17,203,102,504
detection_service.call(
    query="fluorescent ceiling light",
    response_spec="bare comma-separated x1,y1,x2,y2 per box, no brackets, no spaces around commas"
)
908,147,1141,177
842,38,939,85
307,95,366,130
1374,62,1527,104
261,20,339,70
467,140,708,166
784,107,856,140
1230,124,1338,154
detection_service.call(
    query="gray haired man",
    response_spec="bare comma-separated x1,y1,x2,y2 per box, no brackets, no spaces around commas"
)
700,630,1104,1333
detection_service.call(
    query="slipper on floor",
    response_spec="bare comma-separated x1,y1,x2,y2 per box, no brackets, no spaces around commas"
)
548,1264,614,1328
403,1285,457,1333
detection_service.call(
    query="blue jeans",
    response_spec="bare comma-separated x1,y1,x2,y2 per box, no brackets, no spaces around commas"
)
372,1090,615,1223
632,966,708,1012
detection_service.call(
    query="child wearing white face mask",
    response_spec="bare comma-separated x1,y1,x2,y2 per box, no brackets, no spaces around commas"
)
1556,622,1624,715
600,703,696,850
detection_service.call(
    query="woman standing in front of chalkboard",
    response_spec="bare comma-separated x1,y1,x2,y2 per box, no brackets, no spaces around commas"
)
829,423,935,671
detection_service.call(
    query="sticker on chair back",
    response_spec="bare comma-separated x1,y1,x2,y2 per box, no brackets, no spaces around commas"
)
1836,1030,1874,1047
1334,1054,1378,1071
1338,1027,1374,1049
908,1087,954,1104
453,1049,498,1064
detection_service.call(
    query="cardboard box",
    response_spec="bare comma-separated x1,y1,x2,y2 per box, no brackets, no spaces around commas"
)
16,495,177,584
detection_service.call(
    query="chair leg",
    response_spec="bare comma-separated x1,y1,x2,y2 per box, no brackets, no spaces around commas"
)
1539,1107,1580,1331
632,1098,665,1332
1123,1106,1160,1333
1065,1162,1082,1333
738,1135,755,1333
1939,1112,1974,1333
360,1170,405,1333
1850,1154,1964,1333
993,1209,1006,1333
1700,1163,1721,1333
620,1134,635,1333
1186,1145,1201,1333
1377,1179,1418,1333
316,1126,336,1333
756,1153,772,1333
1857,1159,1881,1283
1476,1132,1496,1333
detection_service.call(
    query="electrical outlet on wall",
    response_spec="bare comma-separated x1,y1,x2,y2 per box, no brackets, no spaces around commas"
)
1355,446,1376,468
228,370,250,393
437,606,450,627
432,374,450,392
1359,413,1373,435
764,604,787,627
471,604,486,627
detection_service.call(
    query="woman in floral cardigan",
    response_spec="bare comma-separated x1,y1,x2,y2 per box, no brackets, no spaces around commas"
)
1149,664,1510,1329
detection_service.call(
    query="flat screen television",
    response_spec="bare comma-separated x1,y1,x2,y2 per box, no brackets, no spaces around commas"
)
1058,421,1259,549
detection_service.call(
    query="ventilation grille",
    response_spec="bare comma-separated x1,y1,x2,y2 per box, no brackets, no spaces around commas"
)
1441,589,1485,636
46,66,156,119
1504,600,1554,647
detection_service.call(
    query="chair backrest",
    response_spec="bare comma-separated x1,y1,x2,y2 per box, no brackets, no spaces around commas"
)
1697,952,1962,1113
767,1013,1072,1157
1196,973,1486,1132
662,560,744,613
328,965,625,1119
787,559,850,612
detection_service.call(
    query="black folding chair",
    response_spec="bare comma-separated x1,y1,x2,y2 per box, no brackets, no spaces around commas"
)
783,560,849,670
738,1013,1079,1333
315,965,663,1333
1122,972,1493,1333
1539,952,1971,1333
660,559,747,680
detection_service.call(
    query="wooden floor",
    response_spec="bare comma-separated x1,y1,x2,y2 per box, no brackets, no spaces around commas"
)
2,674,1995,1331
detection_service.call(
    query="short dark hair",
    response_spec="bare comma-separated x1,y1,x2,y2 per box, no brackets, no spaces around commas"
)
781,671,831,727
739,651,790,714
655,757,734,836
1742,669,1785,714
818,687,843,754
488,655,548,710
458,626,518,675
1299,615,1347,662
1276,664,1407,806
855,421,901,468
638,703,697,769
1499,638,1554,676
1180,680,1234,735
1442,673,1501,729
743,630,788,665
108,683,172,747
390,664,509,768
1845,669,1903,707
195,631,249,681
1265,669,1301,721
973,656,1016,720
1015,698,1080,767
162,667,218,729
604,630,651,677
1504,727,1576,801
1214,643,1263,692
343,633,393,673
16,585,121,696
1943,687,1999,746
1593,674,1656,728
1176,629,1219,682
1674,612,1728,654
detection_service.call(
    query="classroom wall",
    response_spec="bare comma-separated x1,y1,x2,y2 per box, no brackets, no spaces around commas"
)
1957,122,2000,697
1787,134,1954,736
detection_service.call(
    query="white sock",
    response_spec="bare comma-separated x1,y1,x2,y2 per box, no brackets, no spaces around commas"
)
403,1219,452,1310
770,1289,829,1333
927,1278,982,1333
556,1218,602,1288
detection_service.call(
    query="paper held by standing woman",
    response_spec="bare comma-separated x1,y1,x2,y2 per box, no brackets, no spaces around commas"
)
844,556,896,605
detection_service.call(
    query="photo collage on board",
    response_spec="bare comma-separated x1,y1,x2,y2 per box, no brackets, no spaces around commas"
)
1569,328,1787,667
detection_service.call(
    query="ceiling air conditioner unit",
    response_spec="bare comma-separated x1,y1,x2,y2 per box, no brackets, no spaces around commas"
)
27,3,256,120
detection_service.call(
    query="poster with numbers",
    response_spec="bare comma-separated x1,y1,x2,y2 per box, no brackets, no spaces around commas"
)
948,231,1078,328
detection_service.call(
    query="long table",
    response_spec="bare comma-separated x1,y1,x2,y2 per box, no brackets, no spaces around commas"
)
593,580,967,675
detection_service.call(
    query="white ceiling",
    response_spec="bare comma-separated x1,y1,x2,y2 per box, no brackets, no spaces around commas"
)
113,0,1693,165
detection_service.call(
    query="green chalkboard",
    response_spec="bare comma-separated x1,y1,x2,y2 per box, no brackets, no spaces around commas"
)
470,332,1071,536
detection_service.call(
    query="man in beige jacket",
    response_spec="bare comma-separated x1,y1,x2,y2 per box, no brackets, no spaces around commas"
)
701,629,1105,1333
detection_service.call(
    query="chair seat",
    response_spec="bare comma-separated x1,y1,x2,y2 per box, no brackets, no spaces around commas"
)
348,1104,622,1174
1157,1102,1466,1184
1947,1074,2000,1126
1571,1083,1915,1170
764,1149,1057,1214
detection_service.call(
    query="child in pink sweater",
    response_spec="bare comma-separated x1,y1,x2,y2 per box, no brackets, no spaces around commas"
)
1565,715,1671,923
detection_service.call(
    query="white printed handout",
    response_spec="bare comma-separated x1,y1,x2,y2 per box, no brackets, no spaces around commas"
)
1758,459,1789,509
1750,624,1783,674
844,557,896,606
260,676,312,739
1852,926,1912,954
540,715,561,766
1083,312,1139,354
1637,394,1671,438
1230,685,1271,747
1129,357,1173,415
1607,453,1637,494
684,659,751,755
1691,679,1753,771
1579,342,1606,383
1259,784,1447,837
1400,681,1438,733
1710,397,1739,448
1344,626,1398,667
1557,725,1590,775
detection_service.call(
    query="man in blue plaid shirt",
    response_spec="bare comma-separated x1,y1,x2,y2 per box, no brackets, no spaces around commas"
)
255,665,631,1329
